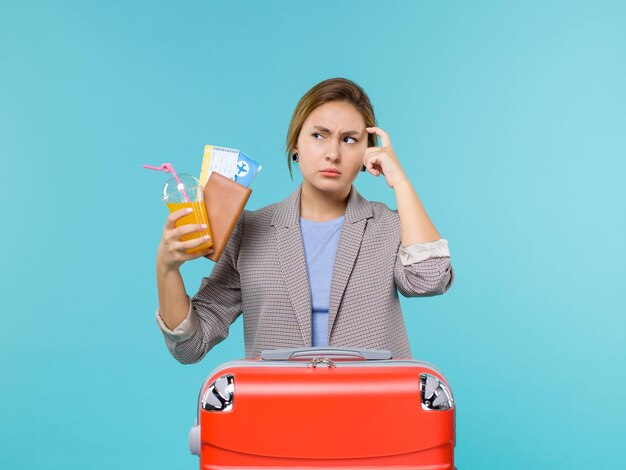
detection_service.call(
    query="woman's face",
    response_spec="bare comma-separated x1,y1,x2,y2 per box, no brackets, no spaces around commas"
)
294,101,368,195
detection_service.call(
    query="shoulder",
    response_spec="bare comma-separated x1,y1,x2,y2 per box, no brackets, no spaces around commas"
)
241,201,279,227
241,187,298,229
349,194,402,256
366,199,401,228
355,195,401,244
369,200,398,218
237,200,281,241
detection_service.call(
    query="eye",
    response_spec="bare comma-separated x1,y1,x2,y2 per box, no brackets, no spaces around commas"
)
312,132,324,139
344,137,357,144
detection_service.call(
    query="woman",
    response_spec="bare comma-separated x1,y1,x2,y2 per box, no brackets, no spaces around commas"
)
155,78,454,362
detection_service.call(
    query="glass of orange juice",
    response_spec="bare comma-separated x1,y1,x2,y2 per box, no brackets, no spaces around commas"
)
162,174,213,254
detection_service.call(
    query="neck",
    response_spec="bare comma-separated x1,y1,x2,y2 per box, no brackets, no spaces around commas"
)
300,181,351,222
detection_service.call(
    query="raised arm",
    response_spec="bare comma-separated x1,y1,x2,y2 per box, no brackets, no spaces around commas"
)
363,126,443,245
156,207,214,330
155,213,245,364
364,127,453,297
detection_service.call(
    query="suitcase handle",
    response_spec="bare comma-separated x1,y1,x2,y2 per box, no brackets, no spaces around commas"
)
260,347,392,361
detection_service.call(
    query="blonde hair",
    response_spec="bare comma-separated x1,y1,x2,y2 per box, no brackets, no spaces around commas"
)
285,78,377,178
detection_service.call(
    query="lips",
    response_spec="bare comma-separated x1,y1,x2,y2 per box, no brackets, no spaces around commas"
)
320,168,341,175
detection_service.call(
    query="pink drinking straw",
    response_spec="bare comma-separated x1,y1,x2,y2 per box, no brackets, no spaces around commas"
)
143,162,191,203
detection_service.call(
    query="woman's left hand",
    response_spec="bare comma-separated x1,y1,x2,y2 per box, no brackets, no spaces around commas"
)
364,127,409,189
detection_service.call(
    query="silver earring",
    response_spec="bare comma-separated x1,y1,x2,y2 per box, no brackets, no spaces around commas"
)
292,153,299,162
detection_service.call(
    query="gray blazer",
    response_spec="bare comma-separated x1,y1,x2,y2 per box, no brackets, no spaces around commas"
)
157,184,455,361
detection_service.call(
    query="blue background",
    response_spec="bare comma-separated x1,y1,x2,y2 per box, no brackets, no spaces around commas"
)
2,1,625,468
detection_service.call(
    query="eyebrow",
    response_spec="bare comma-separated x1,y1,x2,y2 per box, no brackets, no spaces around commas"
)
312,125,361,136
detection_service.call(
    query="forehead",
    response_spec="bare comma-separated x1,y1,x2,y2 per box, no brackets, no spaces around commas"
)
303,101,365,130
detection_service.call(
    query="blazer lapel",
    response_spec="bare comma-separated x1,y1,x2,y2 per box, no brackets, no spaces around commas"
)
271,185,312,347
328,186,373,340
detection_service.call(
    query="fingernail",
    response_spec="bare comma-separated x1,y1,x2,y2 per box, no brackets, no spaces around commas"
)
185,208,193,213
203,235,210,240
201,224,208,229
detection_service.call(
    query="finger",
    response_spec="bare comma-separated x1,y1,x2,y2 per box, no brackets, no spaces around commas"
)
366,126,391,147
175,235,212,252
363,155,383,177
364,152,384,169
362,149,384,168
171,223,208,239
203,248,216,260
165,208,193,229
366,166,381,177
179,246,214,262
183,246,215,260
367,164,381,177
363,147,384,157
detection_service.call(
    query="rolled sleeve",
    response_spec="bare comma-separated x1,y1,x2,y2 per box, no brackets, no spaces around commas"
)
394,239,455,297
155,297,200,343
399,239,450,266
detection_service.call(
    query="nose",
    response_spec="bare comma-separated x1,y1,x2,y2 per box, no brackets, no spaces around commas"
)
326,141,340,162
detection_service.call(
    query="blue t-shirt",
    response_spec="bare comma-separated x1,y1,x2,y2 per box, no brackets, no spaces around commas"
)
299,215,345,346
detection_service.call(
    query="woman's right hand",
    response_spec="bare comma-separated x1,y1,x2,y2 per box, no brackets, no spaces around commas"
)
156,208,214,272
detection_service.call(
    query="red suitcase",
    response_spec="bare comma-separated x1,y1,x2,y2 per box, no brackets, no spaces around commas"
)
189,347,455,469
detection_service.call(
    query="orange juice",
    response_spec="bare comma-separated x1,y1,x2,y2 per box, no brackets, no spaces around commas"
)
166,201,213,253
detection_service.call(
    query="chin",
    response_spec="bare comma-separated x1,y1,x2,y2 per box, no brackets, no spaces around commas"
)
308,177,353,195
